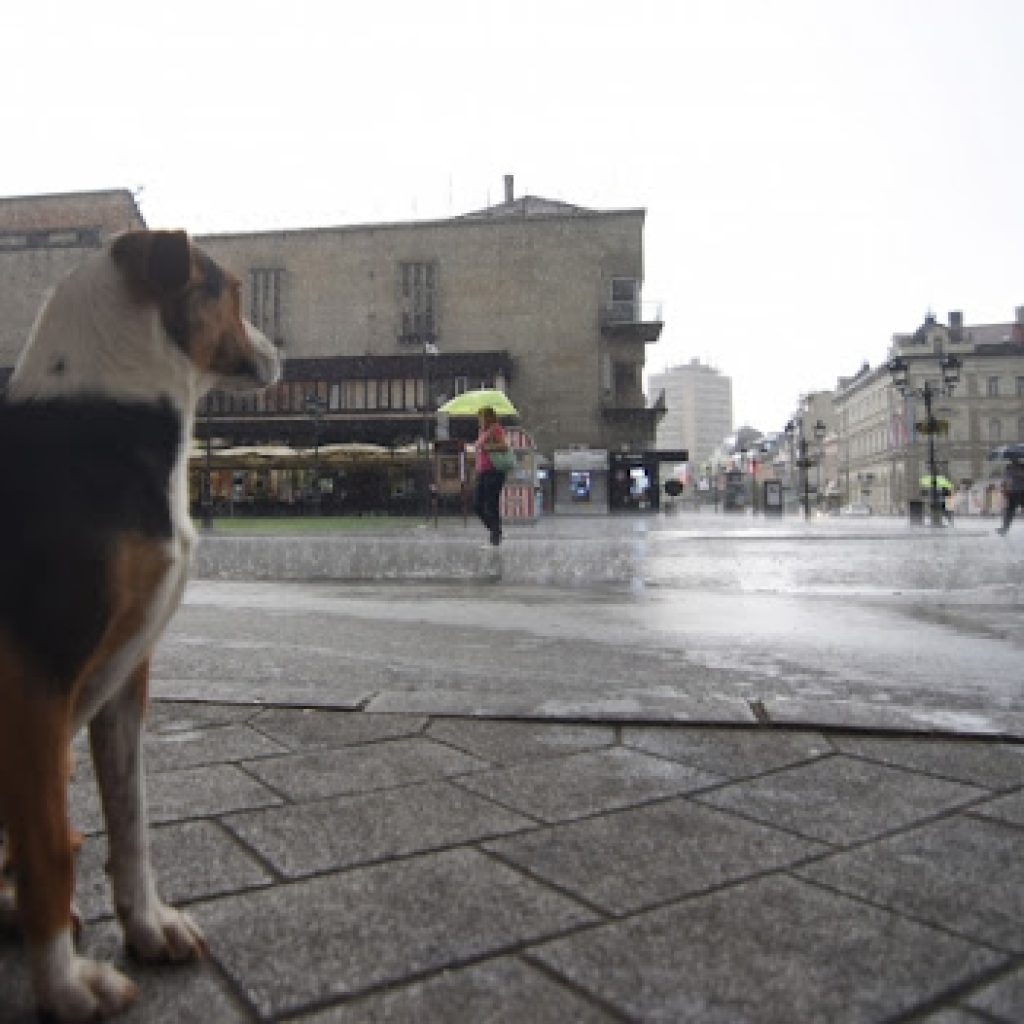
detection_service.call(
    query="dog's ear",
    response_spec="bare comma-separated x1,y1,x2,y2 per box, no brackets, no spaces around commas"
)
111,230,192,298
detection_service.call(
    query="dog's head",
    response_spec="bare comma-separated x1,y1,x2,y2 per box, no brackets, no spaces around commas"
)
110,230,281,393
9,229,281,408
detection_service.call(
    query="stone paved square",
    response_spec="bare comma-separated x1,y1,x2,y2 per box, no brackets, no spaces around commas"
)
456,747,722,823
224,780,534,878
797,814,1024,952
486,797,827,914
195,848,598,1018
532,874,1003,1024
242,737,488,802
696,755,986,844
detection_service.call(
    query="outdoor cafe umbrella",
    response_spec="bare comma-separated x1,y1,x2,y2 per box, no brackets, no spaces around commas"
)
437,388,518,418
919,474,953,492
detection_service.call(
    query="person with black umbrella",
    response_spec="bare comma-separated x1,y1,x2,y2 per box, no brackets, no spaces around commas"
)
997,455,1024,535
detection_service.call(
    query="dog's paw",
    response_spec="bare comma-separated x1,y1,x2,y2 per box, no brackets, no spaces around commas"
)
38,955,138,1022
124,902,206,963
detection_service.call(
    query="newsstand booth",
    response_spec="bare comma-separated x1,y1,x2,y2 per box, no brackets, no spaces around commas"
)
552,448,609,514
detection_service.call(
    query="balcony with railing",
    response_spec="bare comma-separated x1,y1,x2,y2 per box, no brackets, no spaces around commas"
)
600,300,664,342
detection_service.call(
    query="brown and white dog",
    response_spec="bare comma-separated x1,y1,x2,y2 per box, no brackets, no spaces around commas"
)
0,230,280,1019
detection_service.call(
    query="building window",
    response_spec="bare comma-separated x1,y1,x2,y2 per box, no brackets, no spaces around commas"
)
990,418,1002,441
1018,416,1024,441
249,268,284,346
398,261,438,345
609,278,639,321
1016,376,1024,397
454,375,469,395
987,376,1000,398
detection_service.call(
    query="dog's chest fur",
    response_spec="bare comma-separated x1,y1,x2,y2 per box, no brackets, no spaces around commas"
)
0,396,191,712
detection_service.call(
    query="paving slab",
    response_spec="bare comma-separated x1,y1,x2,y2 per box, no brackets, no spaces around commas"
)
696,755,986,844
966,789,1024,828
797,814,1024,952
294,956,619,1023
223,780,534,879
831,735,1024,789
196,848,598,1019
69,762,282,836
963,964,1024,1021
241,737,488,802
531,874,1004,1024
425,718,617,764
486,797,828,915
456,746,723,823
251,708,428,751
75,820,275,922
143,723,290,772
621,725,834,777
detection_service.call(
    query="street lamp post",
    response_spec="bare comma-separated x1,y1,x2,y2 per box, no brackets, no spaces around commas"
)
888,351,961,527
786,418,826,520
421,341,439,519
304,393,327,514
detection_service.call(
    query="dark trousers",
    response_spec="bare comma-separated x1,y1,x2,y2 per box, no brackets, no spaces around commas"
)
1003,492,1024,531
473,469,505,536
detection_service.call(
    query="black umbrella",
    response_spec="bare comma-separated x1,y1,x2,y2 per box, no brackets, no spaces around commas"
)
989,443,1024,461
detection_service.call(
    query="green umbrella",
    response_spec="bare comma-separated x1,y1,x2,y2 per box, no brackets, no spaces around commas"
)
919,474,953,491
437,388,518,417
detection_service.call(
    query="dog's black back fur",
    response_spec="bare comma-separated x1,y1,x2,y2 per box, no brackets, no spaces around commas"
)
0,397,181,685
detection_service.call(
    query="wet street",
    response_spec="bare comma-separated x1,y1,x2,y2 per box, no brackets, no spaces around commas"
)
153,513,1024,735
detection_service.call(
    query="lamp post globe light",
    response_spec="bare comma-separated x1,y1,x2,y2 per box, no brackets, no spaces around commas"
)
887,350,961,527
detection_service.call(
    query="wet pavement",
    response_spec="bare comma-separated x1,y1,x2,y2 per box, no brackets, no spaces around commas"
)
166,512,1024,737
2,513,1023,1021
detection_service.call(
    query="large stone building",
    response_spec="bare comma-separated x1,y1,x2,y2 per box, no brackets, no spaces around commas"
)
0,190,144,374
648,358,733,468
193,177,663,460
834,308,1024,513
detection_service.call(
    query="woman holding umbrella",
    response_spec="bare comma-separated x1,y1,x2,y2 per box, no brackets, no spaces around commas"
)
474,405,511,546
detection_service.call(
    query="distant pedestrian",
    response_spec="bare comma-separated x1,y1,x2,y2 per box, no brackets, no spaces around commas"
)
473,406,509,546
997,456,1024,535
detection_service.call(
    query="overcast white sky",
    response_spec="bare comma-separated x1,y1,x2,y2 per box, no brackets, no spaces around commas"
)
3,0,1022,432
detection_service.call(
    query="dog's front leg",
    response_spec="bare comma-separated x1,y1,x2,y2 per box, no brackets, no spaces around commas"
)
1,693,136,1020
89,659,206,962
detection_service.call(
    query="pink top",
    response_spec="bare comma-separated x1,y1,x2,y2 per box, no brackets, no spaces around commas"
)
475,423,505,473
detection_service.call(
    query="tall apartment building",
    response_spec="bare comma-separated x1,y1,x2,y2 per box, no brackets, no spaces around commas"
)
648,358,733,467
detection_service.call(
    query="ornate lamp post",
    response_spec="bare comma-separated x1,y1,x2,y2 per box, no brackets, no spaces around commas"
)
887,351,961,527
786,418,826,519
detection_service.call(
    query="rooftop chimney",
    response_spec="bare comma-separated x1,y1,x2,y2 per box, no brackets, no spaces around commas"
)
504,174,514,204
949,310,963,342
